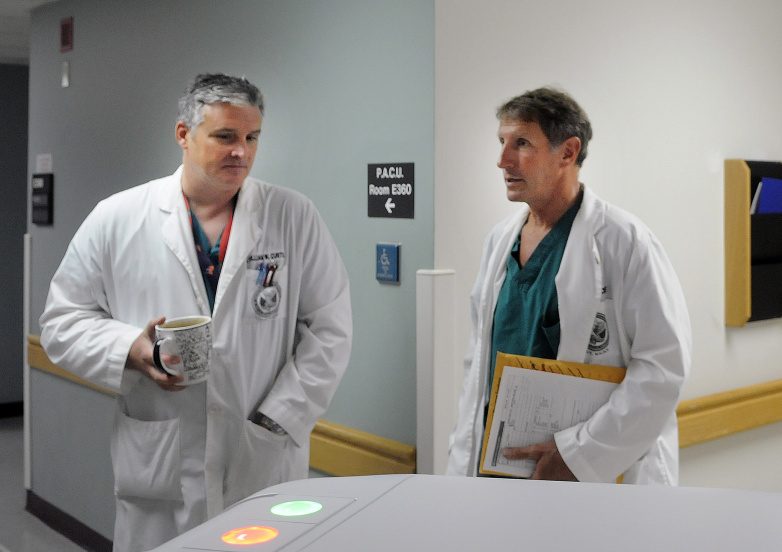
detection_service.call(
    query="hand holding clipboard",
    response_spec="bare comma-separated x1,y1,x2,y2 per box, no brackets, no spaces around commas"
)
480,352,626,478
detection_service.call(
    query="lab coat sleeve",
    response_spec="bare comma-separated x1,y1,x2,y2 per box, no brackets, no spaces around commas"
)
257,202,352,448
555,228,691,483
39,204,144,394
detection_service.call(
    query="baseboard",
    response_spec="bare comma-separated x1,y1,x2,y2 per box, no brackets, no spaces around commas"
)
311,419,416,476
676,379,782,447
0,401,23,418
26,490,112,552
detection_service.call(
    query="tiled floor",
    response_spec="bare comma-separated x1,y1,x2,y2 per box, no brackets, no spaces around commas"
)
0,416,86,552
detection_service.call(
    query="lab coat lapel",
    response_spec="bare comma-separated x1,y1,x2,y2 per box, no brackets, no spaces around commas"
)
212,180,262,318
556,187,605,362
159,168,211,315
481,209,527,336
475,209,526,403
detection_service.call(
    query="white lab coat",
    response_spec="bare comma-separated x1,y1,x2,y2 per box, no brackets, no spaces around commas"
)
446,186,690,484
40,167,352,552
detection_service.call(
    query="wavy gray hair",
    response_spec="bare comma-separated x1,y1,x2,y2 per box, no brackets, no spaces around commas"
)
177,73,264,129
497,87,592,166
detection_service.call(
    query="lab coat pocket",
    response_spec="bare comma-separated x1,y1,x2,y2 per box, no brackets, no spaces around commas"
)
224,419,291,507
110,410,182,501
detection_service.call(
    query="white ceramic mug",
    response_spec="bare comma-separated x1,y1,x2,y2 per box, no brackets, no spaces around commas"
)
152,316,212,385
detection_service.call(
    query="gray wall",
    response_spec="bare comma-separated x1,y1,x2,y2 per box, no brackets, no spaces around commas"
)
0,63,28,406
30,369,116,533
28,0,433,538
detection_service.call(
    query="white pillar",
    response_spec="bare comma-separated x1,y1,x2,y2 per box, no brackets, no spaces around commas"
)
416,269,456,475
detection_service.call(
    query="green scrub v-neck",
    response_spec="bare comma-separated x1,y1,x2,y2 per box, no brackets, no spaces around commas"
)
488,192,583,389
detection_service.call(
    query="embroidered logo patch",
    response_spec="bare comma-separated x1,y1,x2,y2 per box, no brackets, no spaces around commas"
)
588,312,609,353
247,252,286,319
252,284,281,318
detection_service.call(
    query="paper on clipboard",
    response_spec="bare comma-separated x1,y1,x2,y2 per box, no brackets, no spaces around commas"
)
479,352,626,478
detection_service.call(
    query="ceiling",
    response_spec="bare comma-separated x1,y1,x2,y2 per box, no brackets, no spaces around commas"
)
0,0,59,64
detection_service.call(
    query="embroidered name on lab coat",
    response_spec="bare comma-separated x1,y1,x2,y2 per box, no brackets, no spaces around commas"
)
247,252,286,319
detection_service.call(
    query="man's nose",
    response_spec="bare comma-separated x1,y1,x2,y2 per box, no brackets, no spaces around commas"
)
497,146,512,169
231,143,247,158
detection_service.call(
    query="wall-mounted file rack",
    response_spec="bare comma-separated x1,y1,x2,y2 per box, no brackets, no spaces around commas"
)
724,159,782,326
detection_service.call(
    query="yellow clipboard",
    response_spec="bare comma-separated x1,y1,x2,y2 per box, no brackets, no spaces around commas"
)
478,352,626,477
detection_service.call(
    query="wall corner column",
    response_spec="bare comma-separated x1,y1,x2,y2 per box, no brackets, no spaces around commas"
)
416,269,456,475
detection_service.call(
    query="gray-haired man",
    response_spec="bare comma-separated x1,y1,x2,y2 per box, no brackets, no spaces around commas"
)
40,74,352,551
447,87,690,485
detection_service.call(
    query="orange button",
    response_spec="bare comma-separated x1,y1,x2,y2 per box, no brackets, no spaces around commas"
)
221,525,279,545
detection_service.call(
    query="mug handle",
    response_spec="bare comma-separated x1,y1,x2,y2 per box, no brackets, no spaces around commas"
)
152,337,177,376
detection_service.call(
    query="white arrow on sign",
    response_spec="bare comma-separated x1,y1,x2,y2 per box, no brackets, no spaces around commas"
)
385,197,396,213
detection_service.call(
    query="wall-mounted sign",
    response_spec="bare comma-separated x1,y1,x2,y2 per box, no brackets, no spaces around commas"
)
376,243,400,284
32,173,54,225
367,163,414,218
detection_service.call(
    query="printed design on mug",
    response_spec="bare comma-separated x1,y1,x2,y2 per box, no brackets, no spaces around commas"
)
247,252,286,319
166,322,211,382
588,312,609,353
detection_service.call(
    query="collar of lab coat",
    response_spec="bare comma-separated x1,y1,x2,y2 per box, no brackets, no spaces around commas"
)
155,166,264,319
480,186,608,363
156,166,211,315
215,175,264,315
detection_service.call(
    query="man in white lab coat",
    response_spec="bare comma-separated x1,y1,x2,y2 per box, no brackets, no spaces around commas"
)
447,87,691,484
40,74,352,551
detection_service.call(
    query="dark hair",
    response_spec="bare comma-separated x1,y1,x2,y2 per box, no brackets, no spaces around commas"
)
497,87,592,166
177,73,264,129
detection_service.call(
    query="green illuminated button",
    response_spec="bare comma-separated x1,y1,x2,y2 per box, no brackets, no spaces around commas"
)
270,500,323,517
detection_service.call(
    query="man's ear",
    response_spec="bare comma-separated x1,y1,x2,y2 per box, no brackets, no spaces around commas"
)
175,121,189,149
560,136,582,167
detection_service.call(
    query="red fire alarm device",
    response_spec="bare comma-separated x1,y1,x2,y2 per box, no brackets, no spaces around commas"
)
60,17,73,52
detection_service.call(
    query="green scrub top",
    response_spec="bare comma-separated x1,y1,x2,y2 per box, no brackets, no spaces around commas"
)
190,214,224,313
488,191,583,390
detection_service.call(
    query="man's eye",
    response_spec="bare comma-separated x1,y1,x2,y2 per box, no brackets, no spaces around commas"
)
516,139,528,147
247,135,259,143
215,134,234,142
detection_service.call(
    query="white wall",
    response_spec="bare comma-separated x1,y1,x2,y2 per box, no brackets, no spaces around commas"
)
435,0,782,489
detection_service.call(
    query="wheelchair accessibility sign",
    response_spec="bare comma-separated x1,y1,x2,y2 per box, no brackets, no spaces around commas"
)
376,243,400,284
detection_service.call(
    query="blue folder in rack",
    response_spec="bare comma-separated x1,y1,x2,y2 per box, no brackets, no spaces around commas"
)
756,177,782,214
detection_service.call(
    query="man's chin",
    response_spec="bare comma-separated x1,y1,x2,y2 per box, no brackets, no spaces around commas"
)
208,175,246,193
222,166,248,176
219,168,248,183
506,191,527,203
